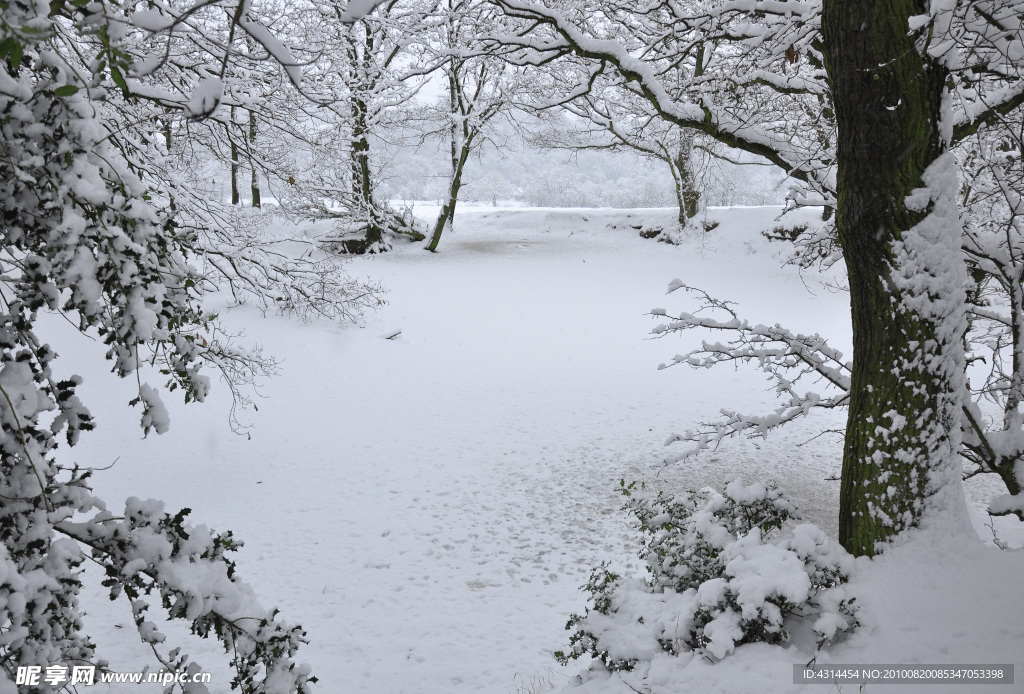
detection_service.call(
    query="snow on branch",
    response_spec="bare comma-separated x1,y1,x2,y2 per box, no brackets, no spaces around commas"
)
957,116,1024,517
57,499,314,694
178,204,386,324
651,284,850,462
491,0,835,203
0,4,318,687
914,0,1024,144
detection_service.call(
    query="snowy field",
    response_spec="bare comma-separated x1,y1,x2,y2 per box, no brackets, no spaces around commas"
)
54,205,1023,693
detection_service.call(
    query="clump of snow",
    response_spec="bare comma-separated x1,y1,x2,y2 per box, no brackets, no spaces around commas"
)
339,0,388,23
184,77,224,119
136,383,169,435
886,149,973,541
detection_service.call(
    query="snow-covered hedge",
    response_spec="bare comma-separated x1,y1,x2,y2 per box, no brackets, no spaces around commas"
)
0,4,320,691
556,479,859,670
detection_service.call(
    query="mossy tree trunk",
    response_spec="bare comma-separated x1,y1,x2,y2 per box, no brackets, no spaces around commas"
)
823,0,968,555
350,93,373,210
349,90,383,249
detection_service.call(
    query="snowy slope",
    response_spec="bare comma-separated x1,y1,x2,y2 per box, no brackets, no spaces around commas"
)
54,205,1022,694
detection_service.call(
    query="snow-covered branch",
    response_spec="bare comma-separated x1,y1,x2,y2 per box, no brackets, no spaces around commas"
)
0,2,322,687
491,0,837,204
57,500,314,694
651,284,850,462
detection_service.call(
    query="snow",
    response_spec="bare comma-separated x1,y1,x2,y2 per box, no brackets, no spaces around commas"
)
130,9,174,33
184,77,224,119
137,384,170,435
338,0,389,23
49,205,1023,693
888,150,973,538
239,18,302,87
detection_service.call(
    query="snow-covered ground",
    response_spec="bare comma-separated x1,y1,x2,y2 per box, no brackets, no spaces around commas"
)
56,205,1023,693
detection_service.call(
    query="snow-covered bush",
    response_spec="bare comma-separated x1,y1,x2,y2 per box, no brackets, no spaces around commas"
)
556,479,858,670
0,2,340,692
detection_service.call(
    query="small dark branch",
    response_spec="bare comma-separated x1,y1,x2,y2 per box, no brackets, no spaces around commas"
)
952,88,1024,145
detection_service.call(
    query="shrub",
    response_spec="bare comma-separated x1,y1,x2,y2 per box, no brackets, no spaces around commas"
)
761,224,809,242
555,478,858,669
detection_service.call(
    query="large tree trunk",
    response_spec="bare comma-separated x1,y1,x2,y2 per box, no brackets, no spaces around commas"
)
350,94,373,209
823,0,970,555
339,24,389,254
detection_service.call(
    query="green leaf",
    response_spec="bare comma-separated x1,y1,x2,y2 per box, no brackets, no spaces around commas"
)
109,64,128,93
54,84,79,97
10,41,22,71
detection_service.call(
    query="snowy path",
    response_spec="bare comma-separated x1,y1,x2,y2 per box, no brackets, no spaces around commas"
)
59,207,1019,693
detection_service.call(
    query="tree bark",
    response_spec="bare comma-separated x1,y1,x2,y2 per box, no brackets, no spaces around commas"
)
250,110,261,208
350,94,373,208
341,25,386,253
823,0,969,555
428,135,473,252
350,91,383,249
673,130,699,225
427,56,469,252
230,109,240,206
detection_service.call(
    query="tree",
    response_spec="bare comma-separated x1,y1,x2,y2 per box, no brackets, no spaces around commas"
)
953,108,1024,517
525,42,711,226
419,0,525,251
494,0,1024,555
820,0,968,555
534,97,709,227
112,0,386,321
302,0,438,254
129,0,428,256
0,0,381,689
